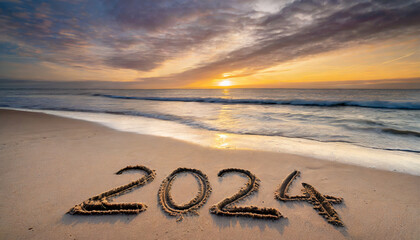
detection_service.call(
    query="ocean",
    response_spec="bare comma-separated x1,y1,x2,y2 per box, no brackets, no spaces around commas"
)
1,88,419,175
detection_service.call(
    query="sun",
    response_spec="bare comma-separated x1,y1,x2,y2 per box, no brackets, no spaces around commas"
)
218,80,232,87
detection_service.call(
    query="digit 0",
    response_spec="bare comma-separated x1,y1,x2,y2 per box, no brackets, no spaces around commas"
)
158,167,212,221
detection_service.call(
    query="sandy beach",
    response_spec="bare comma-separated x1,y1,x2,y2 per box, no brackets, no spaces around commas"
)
0,109,419,239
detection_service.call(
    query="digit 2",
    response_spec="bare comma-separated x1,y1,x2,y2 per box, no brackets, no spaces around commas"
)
68,165,156,215
210,168,283,219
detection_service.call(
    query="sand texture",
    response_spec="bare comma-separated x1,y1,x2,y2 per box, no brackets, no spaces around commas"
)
0,109,419,240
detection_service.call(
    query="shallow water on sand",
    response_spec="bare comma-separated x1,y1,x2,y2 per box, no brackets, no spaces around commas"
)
1,89,419,174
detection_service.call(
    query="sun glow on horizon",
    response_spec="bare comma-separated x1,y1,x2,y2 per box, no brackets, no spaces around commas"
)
218,80,232,87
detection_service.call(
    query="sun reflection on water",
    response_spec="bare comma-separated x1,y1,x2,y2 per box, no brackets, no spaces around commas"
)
212,89,238,149
214,133,231,149
222,88,230,96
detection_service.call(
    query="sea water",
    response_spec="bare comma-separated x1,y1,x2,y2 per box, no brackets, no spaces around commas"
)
1,89,419,175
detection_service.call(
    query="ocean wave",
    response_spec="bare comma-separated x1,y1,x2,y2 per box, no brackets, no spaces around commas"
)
342,125,420,138
333,118,386,127
381,128,420,138
2,106,420,154
92,94,420,110
2,105,335,138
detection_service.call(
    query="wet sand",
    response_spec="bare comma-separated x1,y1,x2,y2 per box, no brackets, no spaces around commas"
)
0,109,419,239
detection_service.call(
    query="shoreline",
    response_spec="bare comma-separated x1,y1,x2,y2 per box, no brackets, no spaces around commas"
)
1,109,419,239
2,107,420,176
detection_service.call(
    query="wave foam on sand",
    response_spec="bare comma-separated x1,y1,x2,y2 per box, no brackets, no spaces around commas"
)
4,107,420,176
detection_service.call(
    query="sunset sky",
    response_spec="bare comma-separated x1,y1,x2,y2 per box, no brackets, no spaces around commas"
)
1,0,420,89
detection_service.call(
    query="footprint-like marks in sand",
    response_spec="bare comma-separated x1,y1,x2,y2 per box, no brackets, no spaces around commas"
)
275,170,344,226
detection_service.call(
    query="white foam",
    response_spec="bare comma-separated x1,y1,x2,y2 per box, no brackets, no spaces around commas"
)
94,94,420,110
4,107,420,175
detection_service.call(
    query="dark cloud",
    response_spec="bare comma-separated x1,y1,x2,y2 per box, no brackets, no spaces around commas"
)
0,0,99,67
0,0,258,72
104,51,165,71
0,78,137,89
2,77,419,89
103,0,252,32
100,0,257,71
1,0,419,85
135,0,420,87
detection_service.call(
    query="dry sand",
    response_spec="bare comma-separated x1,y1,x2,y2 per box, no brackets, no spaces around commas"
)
0,109,419,239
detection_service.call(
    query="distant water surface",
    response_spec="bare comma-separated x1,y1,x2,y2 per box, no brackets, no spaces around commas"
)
1,89,419,174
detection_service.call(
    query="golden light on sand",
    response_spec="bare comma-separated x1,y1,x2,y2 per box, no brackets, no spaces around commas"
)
214,133,230,148
218,80,232,87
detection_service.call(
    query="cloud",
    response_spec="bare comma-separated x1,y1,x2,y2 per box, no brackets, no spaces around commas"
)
1,0,419,87
1,0,259,72
135,0,420,87
103,0,251,32
2,77,419,89
0,78,137,89
99,0,258,71
382,52,416,65
0,0,98,67
104,51,165,71
270,77,420,89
